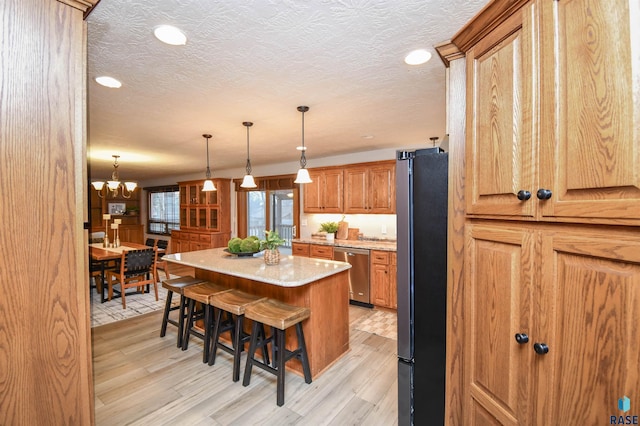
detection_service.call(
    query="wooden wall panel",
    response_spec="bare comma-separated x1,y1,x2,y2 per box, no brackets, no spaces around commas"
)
0,0,93,424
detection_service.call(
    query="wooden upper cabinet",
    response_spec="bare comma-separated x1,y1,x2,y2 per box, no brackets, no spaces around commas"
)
465,5,536,219
466,0,640,225
538,0,640,223
304,168,344,213
344,161,395,214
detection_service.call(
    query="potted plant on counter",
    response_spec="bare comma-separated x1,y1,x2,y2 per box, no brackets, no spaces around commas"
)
319,221,339,242
260,230,286,265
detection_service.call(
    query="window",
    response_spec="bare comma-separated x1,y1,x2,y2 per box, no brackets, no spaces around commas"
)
147,185,179,235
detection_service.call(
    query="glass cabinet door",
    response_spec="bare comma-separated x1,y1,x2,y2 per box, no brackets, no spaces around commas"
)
198,207,207,228
180,207,187,227
180,185,187,205
208,207,219,231
188,208,197,227
189,185,198,204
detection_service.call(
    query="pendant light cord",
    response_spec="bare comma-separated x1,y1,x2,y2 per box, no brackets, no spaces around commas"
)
204,134,212,179
298,106,308,168
244,122,253,174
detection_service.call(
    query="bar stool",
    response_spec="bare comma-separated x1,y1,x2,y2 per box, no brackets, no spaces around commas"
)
242,298,312,406
182,282,231,362
160,276,205,348
208,290,268,382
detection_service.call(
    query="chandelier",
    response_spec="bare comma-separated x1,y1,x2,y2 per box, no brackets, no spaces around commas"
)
91,155,137,199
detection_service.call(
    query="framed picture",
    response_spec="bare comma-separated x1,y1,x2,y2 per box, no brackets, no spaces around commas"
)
108,202,126,215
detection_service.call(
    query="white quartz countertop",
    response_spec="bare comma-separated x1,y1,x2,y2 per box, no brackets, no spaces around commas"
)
292,238,397,252
163,247,351,288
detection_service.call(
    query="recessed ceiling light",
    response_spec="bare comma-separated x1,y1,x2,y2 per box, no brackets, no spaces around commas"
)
296,146,307,151
361,135,375,139
95,76,122,88
404,49,432,65
153,25,187,46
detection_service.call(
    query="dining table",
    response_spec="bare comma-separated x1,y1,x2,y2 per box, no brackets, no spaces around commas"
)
89,242,151,302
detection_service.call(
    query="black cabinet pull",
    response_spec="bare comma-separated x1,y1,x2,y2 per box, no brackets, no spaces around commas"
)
514,333,529,344
533,342,549,355
536,189,552,200
517,190,531,201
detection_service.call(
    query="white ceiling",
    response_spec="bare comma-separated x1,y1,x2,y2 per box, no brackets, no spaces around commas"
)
86,0,486,183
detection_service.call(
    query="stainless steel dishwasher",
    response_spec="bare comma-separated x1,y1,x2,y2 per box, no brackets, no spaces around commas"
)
333,247,371,307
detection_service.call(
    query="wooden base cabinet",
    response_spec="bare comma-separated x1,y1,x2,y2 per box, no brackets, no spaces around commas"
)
466,223,640,425
370,250,397,309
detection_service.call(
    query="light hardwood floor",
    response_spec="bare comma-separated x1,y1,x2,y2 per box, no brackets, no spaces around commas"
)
91,279,399,425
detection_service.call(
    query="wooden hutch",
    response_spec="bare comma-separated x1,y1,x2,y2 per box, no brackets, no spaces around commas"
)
171,178,231,253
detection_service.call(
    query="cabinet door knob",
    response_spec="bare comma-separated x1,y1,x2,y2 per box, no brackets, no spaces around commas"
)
514,333,529,344
517,190,531,201
536,189,552,200
533,342,549,355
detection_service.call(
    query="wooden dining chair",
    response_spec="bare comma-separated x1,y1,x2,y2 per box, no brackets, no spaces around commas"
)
105,247,158,309
155,239,171,282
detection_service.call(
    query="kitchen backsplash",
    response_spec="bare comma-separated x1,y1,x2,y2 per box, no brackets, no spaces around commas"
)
301,213,397,240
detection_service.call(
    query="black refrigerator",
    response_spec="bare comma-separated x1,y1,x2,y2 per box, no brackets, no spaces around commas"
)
396,147,448,425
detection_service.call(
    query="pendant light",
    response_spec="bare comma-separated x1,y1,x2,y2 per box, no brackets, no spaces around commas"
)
294,105,312,184
202,134,216,191
240,121,257,188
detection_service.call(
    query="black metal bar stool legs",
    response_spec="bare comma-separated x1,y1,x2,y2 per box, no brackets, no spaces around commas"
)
242,299,312,406
159,276,204,348
181,282,231,363
207,290,268,382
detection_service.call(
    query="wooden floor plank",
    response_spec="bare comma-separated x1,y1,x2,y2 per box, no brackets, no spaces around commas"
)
93,305,398,425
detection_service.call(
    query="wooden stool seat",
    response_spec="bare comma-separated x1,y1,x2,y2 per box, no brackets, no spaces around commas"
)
162,276,204,294
182,282,231,362
208,290,266,315
243,298,312,406
208,290,268,382
183,282,231,304
160,276,205,348
243,299,310,331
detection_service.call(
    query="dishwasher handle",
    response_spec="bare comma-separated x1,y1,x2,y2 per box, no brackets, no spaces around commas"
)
333,247,370,256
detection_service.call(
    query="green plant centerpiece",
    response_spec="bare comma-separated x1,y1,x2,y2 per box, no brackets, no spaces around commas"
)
260,230,286,265
319,221,339,242
227,235,261,255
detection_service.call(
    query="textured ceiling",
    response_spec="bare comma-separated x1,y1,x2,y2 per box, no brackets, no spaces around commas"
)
87,0,487,182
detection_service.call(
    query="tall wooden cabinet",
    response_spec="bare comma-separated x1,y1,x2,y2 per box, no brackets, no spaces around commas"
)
441,0,640,424
1,0,98,424
171,179,231,253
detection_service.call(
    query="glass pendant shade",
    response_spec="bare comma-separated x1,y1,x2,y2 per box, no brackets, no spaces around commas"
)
92,181,105,191
202,179,216,191
124,182,137,191
241,174,257,188
107,180,120,191
294,167,312,184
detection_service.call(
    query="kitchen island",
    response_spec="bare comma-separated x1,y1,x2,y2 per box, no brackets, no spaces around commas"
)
163,247,351,379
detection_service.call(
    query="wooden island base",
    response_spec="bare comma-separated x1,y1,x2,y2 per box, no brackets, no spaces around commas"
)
195,268,350,379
